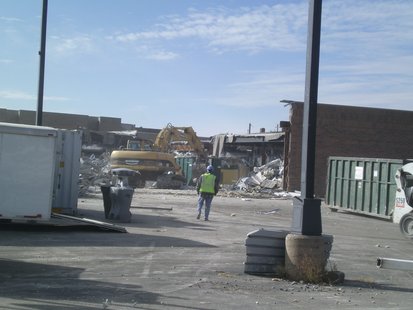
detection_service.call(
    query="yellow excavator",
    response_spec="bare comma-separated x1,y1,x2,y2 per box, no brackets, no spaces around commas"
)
110,124,207,189
154,123,208,160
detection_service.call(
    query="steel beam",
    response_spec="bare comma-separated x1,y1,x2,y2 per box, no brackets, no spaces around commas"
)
377,257,413,271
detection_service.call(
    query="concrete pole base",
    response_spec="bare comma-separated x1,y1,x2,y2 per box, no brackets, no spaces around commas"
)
285,233,333,283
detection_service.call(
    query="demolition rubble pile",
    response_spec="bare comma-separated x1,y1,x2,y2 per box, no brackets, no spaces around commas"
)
78,153,111,197
77,155,296,199
229,159,288,198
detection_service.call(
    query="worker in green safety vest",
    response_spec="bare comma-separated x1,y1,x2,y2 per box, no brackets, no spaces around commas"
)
196,165,219,221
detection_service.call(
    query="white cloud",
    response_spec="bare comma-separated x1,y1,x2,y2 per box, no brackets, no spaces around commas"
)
52,35,94,55
0,90,35,100
112,1,413,59
319,85,413,111
44,96,70,102
0,59,13,64
0,90,69,102
120,0,412,114
114,3,308,53
0,16,22,22
145,50,179,61
321,1,413,57
133,45,179,61
204,70,305,108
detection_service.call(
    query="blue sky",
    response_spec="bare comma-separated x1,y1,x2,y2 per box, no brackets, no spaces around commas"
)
1,0,412,137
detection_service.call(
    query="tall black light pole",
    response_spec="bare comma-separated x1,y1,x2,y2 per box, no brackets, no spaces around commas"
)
36,0,48,126
291,0,322,236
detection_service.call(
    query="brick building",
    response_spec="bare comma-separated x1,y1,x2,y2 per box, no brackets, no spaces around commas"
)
284,101,413,198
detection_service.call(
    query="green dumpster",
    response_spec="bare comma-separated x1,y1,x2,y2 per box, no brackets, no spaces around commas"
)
325,157,403,219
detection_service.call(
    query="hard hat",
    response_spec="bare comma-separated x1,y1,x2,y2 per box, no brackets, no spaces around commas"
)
207,165,214,172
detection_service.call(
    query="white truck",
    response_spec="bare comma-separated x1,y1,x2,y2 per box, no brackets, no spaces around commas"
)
393,161,413,239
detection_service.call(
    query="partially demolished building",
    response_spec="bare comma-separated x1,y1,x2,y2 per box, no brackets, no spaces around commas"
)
211,131,284,167
5,103,412,199
210,131,285,190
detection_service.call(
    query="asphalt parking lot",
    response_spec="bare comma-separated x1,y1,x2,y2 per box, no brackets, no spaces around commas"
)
1,188,413,309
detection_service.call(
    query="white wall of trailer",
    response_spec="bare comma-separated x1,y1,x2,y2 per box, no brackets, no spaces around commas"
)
0,122,81,222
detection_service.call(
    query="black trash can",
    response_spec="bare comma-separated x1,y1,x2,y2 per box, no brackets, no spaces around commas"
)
100,185,112,219
108,187,134,222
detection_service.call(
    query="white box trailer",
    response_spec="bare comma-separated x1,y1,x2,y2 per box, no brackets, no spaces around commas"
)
0,122,81,222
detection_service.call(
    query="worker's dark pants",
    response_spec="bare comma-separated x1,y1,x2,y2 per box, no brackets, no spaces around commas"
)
197,193,214,220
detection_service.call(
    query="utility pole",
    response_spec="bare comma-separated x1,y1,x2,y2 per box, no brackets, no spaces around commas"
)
36,0,48,126
284,0,331,283
291,0,322,236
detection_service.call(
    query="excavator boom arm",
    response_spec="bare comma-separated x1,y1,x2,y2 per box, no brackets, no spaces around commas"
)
154,123,207,159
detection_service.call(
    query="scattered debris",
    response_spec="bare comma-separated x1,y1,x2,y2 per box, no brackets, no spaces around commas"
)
256,209,280,215
76,152,295,200
102,299,111,309
78,153,112,197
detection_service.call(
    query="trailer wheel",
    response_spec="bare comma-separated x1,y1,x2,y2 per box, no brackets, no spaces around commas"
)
399,213,413,240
